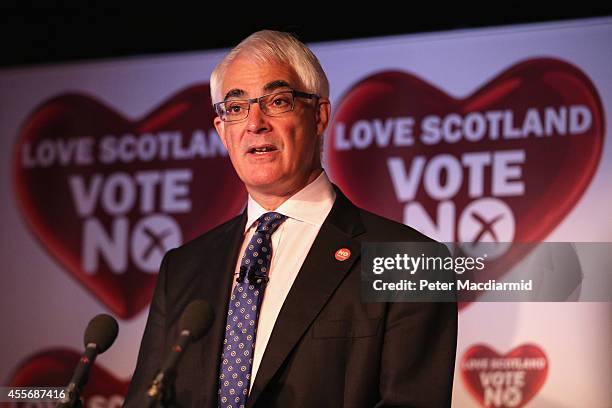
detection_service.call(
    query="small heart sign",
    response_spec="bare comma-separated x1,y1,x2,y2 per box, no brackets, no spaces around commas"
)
460,343,548,407
7,348,130,406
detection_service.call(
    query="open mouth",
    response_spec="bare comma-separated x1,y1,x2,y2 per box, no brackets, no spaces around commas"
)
247,145,278,155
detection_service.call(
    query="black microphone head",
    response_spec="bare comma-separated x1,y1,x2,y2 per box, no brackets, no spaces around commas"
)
179,300,214,341
84,314,119,353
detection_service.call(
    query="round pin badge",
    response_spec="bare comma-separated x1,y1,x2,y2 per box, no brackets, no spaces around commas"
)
335,248,351,261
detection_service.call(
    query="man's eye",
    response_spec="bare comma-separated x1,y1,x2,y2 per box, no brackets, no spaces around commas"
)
227,104,244,114
271,96,290,107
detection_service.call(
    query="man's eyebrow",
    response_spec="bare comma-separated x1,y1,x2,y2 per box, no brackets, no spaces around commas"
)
224,89,245,100
263,80,292,93
223,80,292,101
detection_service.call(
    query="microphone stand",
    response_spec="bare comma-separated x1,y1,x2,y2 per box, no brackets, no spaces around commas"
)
146,370,179,408
56,344,97,408
147,333,191,408
144,300,213,408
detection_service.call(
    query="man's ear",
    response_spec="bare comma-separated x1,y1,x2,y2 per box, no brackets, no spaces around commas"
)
214,116,228,149
315,98,331,136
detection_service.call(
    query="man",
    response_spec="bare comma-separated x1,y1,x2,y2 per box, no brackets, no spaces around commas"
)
125,30,457,408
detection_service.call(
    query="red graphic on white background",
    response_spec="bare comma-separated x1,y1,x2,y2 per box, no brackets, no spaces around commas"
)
325,58,604,304
12,85,247,319
461,344,548,407
7,348,129,407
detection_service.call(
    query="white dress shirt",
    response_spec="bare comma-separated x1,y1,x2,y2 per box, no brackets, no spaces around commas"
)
230,171,336,392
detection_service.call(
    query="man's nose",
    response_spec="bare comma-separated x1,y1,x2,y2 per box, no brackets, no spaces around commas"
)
246,102,269,133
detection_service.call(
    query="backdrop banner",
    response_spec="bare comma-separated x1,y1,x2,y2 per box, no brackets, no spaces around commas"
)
1,17,610,407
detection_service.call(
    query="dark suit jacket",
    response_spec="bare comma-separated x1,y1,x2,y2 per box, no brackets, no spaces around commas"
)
124,188,457,407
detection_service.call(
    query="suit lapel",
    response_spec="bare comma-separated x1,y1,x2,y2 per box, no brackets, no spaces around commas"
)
247,188,365,407
198,212,247,407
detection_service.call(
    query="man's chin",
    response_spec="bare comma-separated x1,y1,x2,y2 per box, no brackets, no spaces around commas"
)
243,175,285,194
241,168,321,198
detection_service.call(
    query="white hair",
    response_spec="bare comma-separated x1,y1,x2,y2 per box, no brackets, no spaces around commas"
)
210,30,329,104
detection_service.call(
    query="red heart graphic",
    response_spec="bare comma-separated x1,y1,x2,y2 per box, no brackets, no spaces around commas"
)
325,58,604,305
460,344,548,408
12,85,247,318
6,348,129,407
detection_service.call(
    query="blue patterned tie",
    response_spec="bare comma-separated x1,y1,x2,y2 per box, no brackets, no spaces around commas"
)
218,212,287,408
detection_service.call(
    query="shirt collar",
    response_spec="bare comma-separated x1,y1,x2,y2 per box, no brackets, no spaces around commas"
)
245,171,336,232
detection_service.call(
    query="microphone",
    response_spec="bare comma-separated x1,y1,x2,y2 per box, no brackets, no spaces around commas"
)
147,300,214,407
57,314,119,407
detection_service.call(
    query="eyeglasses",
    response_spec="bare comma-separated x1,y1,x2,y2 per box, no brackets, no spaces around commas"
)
214,89,319,122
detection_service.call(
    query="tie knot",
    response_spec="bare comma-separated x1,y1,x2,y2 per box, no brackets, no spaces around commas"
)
255,212,286,234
